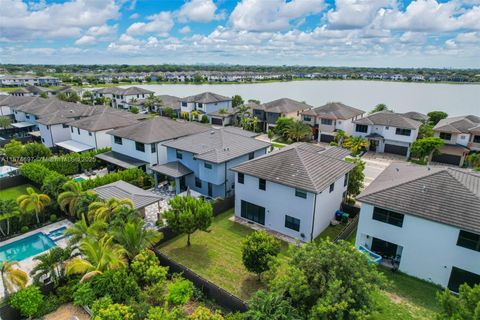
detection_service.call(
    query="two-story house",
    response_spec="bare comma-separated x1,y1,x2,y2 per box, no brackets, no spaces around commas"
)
92,86,154,109
355,163,480,292
301,102,365,142
10,86,54,97
432,115,480,166
252,98,312,132
151,129,270,197
352,111,421,157
96,116,210,171
179,92,232,117
231,143,354,242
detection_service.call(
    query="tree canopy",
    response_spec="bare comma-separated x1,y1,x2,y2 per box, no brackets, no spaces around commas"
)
242,230,281,279
427,111,448,126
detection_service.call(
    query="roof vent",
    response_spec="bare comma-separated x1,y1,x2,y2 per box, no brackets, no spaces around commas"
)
210,130,215,134
427,167,431,170
422,185,426,192
396,168,399,172
224,147,230,151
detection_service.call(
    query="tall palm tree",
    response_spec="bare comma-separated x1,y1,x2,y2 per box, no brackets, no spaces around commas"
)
64,216,107,246
335,130,348,146
88,197,134,222
285,120,312,142
65,235,127,282
344,136,369,156
30,247,72,286
17,188,51,224
0,200,20,237
110,219,163,260
1,261,28,297
74,191,100,220
57,181,84,218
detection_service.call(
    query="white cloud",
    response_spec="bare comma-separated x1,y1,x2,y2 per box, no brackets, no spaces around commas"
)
327,0,394,29
126,11,174,36
399,31,426,43
455,32,479,43
75,24,117,46
177,0,224,23
179,26,192,34
75,35,96,45
445,39,457,49
129,13,140,19
229,0,325,32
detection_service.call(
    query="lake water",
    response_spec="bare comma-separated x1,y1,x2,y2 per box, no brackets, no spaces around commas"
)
124,80,479,116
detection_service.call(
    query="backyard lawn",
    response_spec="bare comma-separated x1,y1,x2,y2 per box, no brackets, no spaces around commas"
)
1,184,39,201
158,209,290,300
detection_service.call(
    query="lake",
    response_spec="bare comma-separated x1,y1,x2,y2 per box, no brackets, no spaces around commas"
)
123,80,479,116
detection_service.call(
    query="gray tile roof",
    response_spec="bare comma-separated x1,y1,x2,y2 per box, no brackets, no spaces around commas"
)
357,162,480,233
162,128,271,163
256,98,312,114
353,111,421,129
231,144,355,193
150,161,193,178
403,111,428,122
303,102,365,120
181,92,232,104
433,115,480,134
68,108,140,131
93,180,161,210
107,116,210,144
93,86,154,96
95,151,149,169
222,126,260,138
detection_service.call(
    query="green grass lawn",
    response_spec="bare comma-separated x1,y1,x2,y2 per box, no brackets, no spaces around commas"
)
158,209,289,300
271,143,286,149
315,222,347,242
1,184,39,201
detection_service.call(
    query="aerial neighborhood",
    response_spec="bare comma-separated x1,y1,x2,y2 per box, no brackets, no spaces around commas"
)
0,83,479,319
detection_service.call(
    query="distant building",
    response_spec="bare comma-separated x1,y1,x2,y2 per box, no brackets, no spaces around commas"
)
252,98,312,132
179,92,232,116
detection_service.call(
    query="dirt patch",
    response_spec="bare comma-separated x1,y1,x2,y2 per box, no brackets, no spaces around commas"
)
43,303,90,320
385,291,404,304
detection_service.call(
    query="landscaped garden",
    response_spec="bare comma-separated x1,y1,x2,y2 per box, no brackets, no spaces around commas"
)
1,184,39,200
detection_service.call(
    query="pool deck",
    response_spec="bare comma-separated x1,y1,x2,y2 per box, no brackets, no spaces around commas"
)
0,220,73,299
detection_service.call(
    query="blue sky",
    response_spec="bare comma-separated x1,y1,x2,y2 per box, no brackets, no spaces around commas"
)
0,0,479,67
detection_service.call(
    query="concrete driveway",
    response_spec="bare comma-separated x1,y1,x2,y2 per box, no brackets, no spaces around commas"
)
362,152,406,188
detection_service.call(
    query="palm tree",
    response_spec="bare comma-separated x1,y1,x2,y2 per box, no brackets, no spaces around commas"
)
57,181,83,218
0,200,20,237
64,216,107,246
344,136,369,156
65,235,127,282
74,191,100,220
1,261,28,296
30,247,72,286
88,197,134,222
335,130,348,146
110,219,163,260
285,120,312,142
17,188,51,224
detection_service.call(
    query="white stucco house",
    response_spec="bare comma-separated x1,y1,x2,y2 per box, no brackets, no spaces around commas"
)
301,102,365,143
179,92,232,117
352,111,421,157
355,162,480,292
92,86,154,110
231,143,354,242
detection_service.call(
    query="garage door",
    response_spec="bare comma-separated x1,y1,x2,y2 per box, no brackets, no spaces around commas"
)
211,118,223,126
384,144,408,156
320,134,335,143
448,267,480,293
432,153,461,166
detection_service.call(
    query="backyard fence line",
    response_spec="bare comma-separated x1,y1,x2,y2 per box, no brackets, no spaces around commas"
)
212,196,234,216
0,175,29,190
0,282,54,320
335,215,359,242
153,249,248,313
0,136,33,148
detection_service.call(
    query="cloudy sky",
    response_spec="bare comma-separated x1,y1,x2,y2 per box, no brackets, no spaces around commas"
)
0,0,479,67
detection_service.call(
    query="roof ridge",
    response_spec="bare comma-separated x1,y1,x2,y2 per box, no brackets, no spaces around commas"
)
445,168,480,199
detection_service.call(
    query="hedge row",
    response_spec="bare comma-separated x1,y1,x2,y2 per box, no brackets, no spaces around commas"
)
35,148,111,176
80,167,153,190
20,162,63,185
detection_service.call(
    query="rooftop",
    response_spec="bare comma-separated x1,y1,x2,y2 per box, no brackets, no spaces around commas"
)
256,98,313,114
433,115,480,134
353,111,421,129
302,102,364,120
93,180,161,210
181,92,232,104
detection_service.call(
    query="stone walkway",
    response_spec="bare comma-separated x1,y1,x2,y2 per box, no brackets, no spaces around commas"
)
43,303,90,320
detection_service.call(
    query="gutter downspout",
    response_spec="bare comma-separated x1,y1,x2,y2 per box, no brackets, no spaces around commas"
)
94,131,98,150
224,162,228,197
310,193,318,242
49,125,54,147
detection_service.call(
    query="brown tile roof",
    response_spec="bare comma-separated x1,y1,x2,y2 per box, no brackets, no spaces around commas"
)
181,92,232,104
304,102,365,120
256,98,312,114
433,115,480,134
353,111,421,129
357,162,480,233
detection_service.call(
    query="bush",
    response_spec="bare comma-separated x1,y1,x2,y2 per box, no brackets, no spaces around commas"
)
91,269,141,304
21,162,62,185
35,294,62,318
131,250,167,285
73,282,96,307
20,226,29,233
166,277,194,305
9,286,44,318
36,148,110,175
80,167,151,190
201,115,209,123
49,214,57,222
146,306,184,320
189,306,224,320
242,230,281,279
21,142,52,160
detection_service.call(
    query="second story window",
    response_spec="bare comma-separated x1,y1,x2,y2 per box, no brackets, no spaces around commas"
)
181,102,187,107
88,132,92,136
259,178,266,190
329,183,335,193
204,162,212,169
372,207,404,227
440,132,452,140
248,152,254,160
114,136,122,145
176,150,183,159
238,173,244,184
457,230,480,252
295,189,307,199
321,119,333,125
195,177,202,188
304,116,311,122
474,135,480,143
344,173,348,187
151,143,156,153
135,141,145,152
62,124,68,128
77,128,80,135
356,124,368,133
70,127,73,133
395,128,411,136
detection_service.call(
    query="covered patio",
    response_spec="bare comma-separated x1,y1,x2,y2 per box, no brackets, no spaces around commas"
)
95,150,148,171
150,161,192,194
55,139,94,153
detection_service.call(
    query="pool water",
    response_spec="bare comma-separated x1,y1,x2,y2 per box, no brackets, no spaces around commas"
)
0,233,56,262
48,226,67,240
73,177,86,182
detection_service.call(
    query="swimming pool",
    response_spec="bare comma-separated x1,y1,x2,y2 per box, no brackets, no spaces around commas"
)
47,226,67,241
73,177,86,182
0,233,56,262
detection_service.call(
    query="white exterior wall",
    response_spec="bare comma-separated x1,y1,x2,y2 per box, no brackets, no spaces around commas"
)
38,124,71,147
111,136,156,164
70,126,96,148
95,130,112,149
336,119,357,135
0,106,13,116
13,111,26,122
355,203,480,287
203,101,232,114
434,132,470,147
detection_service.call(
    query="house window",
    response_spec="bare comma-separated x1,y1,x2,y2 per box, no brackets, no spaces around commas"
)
151,143,156,153
114,136,122,145
88,132,92,136
385,126,389,130
321,119,333,125
181,102,187,107
70,127,73,133
460,136,465,140
304,116,311,122
356,124,368,133
285,215,300,231
238,173,244,184
395,128,411,136
197,103,203,109
135,141,145,152
344,173,348,187
372,207,404,227
329,183,335,193
77,128,80,134
259,178,266,190
248,152,254,160
176,150,183,159
457,230,480,252
204,162,212,169
474,135,480,143
439,132,452,140
295,189,307,199
62,124,68,128
195,177,202,188
241,200,265,225
46,125,49,130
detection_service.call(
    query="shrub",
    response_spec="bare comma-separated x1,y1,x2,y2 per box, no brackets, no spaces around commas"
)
21,142,52,160
201,115,209,123
9,286,44,318
80,167,151,190
21,162,62,185
49,214,57,222
35,294,62,318
94,303,133,320
242,230,281,279
20,226,29,233
189,306,224,320
36,148,110,175
73,282,96,307
91,269,141,304
166,277,194,305
131,250,167,285
146,306,185,320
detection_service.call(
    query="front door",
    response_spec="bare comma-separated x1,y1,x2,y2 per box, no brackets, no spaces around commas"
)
371,237,398,258
179,177,186,191
207,182,213,197
369,140,378,151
